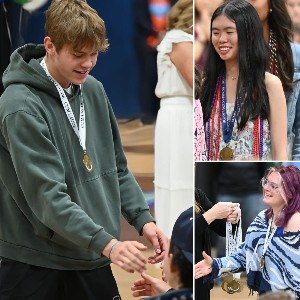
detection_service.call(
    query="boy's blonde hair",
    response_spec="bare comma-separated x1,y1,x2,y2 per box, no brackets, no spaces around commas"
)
168,0,193,35
45,0,109,52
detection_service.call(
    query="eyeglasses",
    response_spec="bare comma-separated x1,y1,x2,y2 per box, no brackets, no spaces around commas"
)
261,177,280,191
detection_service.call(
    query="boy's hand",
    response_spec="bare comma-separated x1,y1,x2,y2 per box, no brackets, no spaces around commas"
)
142,222,167,263
131,272,171,297
102,239,147,273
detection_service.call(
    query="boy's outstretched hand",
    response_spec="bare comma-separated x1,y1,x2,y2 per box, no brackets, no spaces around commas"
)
131,272,171,297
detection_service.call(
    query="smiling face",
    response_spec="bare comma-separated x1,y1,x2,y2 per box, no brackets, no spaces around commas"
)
44,37,98,88
262,171,286,210
211,14,239,63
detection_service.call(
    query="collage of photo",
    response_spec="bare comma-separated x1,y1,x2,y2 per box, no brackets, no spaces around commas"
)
0,0,300,299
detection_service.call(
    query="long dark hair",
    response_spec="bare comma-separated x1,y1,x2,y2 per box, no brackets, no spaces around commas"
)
269,0,294,92
195,66,201,99
201,0,270,130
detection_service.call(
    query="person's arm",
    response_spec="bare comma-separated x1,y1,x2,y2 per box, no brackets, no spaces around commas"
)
169,41,193,88
195,209,229,238
0,109,114,252
195,188,238,236
195,241,247,280
209,218,227,237
195,212,265,280
195,188,213,235
265,72,288,160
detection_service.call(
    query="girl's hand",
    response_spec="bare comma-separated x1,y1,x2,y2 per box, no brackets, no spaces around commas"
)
195,251,213,279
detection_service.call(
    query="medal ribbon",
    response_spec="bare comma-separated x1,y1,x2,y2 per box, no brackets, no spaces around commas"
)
221,72,240,144
261,217,277,266
269,29,278,76
226,207,242,281
40,59,87,153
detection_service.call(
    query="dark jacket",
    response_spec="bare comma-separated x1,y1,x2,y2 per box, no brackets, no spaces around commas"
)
195,188,227,300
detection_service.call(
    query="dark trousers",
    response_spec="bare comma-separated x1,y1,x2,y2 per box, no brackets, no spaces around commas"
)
0,258,121,300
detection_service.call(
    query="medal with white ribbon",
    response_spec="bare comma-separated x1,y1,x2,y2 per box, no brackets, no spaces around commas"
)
222,205,243,294
40,58,93,172
261,217,277,269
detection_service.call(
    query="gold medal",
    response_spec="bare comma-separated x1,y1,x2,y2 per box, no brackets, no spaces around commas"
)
260,256,265,269
221,281,227,292
237,282,244,293
222,276,243,294
228,279,241,293
219,146,234,160
222,281,233,294
223,275,232,283
226,281,234,294
83,151,93,172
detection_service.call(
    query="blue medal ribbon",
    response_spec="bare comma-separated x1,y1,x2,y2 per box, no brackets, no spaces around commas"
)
221,72,240,144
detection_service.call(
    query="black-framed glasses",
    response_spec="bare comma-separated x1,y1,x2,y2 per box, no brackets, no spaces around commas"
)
261,177,280,191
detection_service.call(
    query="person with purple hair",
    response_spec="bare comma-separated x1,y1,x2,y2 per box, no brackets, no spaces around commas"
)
195,164,300,298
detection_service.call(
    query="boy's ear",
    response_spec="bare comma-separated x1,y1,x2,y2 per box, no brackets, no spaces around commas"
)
44,36,56,55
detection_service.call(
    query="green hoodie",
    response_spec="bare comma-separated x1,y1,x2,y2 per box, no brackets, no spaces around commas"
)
0,44,155,270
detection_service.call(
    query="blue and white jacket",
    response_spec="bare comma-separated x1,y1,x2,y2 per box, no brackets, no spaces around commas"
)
211,210,300,299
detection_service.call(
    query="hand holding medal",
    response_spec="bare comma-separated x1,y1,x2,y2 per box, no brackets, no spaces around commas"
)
221,205,243,294
227,204,241,224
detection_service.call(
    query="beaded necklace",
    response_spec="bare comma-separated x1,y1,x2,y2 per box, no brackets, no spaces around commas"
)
206,72,264,160
269,29,278,75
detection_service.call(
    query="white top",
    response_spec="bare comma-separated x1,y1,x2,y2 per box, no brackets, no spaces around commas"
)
155,29,193,99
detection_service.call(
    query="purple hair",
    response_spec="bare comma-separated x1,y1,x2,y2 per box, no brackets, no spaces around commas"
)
265,164,300,227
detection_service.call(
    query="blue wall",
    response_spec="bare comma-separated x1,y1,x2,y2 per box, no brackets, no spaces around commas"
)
25,0,140,118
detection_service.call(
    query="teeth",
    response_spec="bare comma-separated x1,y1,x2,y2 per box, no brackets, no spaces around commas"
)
220,47,230,51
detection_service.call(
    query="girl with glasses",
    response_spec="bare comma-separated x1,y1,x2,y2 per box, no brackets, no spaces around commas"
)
195,164,300,298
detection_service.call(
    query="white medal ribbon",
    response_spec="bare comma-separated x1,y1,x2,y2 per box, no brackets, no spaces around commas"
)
261,217,277,265
226,205,242,280
40,58,87,152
